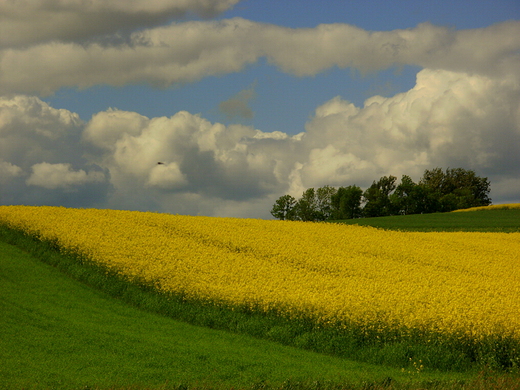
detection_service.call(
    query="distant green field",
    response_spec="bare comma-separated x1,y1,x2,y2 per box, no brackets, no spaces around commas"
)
334,209,520,232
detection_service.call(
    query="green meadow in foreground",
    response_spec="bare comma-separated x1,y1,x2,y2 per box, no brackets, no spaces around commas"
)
0,239,474,390
1,207,520,389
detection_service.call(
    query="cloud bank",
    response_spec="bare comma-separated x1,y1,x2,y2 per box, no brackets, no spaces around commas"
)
26,163,105,190
1,18,519,95
1,66,519,217
0,0,240,49
0,2,519,217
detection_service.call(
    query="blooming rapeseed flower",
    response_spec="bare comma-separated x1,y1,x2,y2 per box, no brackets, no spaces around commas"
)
1,206,518,342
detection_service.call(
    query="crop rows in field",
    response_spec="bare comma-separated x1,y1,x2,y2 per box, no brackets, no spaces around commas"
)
1,205,519,348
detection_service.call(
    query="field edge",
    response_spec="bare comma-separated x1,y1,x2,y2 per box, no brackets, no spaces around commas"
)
1,222,519,375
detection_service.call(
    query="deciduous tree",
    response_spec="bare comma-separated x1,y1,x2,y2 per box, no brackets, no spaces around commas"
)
270,194,297,220
419,167,491,211
331,185,363,219
295,188,319,221
315,185,337,221
363,175,397,217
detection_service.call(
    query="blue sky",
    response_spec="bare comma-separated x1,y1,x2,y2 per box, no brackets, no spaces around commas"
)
1,0,519,218
43,0,518,134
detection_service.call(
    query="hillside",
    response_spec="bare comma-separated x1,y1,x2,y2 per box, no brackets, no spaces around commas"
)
1,240,438,390
1,206,519,389
334,207,520,232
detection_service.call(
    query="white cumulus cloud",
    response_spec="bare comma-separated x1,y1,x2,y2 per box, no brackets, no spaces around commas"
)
83,108,149,151
0,95,84,170
288,68,520,203
0,2,519,219
148,163,188,189
0,0,240,49
84,109,297,205
1,62,519,217
0,161,22,183
26,163,105,190
1,19,519,96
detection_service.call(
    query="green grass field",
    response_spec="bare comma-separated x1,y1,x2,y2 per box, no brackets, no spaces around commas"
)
334,209,520,232
1,208,519,389
0,240,472,390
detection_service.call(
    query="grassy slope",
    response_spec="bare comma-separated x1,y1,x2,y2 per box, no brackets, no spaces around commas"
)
2,208,519,389
2,240,467,390
334,209,520,232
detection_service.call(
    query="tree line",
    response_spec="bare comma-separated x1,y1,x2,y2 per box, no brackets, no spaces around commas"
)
270,167,491,221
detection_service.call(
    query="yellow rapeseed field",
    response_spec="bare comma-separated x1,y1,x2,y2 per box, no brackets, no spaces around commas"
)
1,205,519,341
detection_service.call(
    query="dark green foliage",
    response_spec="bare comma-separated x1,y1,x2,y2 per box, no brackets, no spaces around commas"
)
362,176,398,217
315,185,337,221
389,176,436,215
419,167,491,211
271,194,297,220
271,167,492,221
288,186,340,222
331,185,363,219
295,188,320,221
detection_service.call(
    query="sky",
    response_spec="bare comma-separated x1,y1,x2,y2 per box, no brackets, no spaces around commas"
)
1,0,519,219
